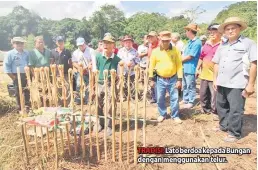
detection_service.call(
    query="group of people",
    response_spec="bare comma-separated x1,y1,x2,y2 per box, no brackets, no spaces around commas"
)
3,16,257,142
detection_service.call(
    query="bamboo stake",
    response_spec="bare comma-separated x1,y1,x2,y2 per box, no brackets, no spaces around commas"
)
34,125,38,157
40,126,44,156
119,64,124,162
54,112,59,170
103,70,108,161
134,66,139,165
44,67,52,106
24,66,32,108
127,67,131,164
73,115,78,156
21,124,29,165
17,67,25,116
143,68,148,167
60,128,64,156
66,123,71,156
24,123,29,153
88,69,93,157
34,68,41,109
110,69,116,162
95,70,100,161
40,67,47,107
58,65,67,107
68,69,74,109
79,65,86,160
46,127,50,157
50,64,58,107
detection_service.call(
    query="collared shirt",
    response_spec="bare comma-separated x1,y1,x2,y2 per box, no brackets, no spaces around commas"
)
96,52,121,84
28,48,51,68
148,41,159,57
212,35,257,89
199,41,220,81
117,47,139,76
138,44,149,68
149,46,183,79
4,48,29,73
72,47,96,72
183,37,202,74
51,48,72,74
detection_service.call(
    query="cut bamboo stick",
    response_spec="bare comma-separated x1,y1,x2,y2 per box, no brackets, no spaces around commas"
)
34,68,41,108
50,64,58,107
134,66,139,165
60,128,64,156
44,67,52,106
79,65,86,160
95,70,100,161
68,68,74,109
40,67,47,107
17,67,25,116
66,123,71,156
58,65,67,107
110,69,116,162
46,127,50,157
127,67,131,164
119,64,124,162
88,69,93,158
143,68,148,167
54,113,59,170
104,69,108,161
34,125,38,157
40,126,44,156
21,124,29,165
73,115,78,156
24,123,29,152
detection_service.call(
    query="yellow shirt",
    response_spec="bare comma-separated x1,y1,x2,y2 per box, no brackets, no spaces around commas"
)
149,47,183,78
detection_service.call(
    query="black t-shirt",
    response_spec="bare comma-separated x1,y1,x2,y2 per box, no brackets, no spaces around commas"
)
51,48,72,74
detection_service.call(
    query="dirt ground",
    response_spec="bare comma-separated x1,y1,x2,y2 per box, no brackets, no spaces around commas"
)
0,71,257,170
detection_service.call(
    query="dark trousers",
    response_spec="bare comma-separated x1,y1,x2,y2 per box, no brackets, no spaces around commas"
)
13,73,30,110
200,79,216,114
216,86,245,138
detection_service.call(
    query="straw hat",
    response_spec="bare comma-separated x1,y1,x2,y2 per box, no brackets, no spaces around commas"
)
184,23,200,32
123,35,133,41
159,31,172,41
103,34,115,43
147,31,158,38
218,17,247,33
11,37,26,43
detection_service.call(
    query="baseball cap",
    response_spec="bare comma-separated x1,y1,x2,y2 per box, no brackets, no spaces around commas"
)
76,37,85,46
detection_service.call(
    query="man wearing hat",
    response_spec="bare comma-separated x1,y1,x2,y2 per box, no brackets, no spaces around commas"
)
94,34,121,136
4,37,30,110
196,23,221,120
138,35,149,84
72,37,96,105
28,36,51,69
181,24,202,109
147,31,159,103
117,35,139,99
149,31,183,123
200,35,208,46
212,17,257,142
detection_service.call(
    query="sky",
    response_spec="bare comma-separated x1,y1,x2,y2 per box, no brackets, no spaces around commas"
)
0,1,241,23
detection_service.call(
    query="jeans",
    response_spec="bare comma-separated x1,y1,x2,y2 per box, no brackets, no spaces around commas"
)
182,73,196,104
216,86,245,138
199,79,217,114
74,72,89,104
156,76,179,118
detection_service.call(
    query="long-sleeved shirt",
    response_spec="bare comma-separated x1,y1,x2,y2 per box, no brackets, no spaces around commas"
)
149,46,183,79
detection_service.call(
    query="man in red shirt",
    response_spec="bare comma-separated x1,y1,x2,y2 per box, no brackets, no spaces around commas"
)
147,31,159,103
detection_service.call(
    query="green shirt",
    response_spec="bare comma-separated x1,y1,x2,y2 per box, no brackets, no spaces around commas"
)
28,48,51,68
96,53,121,84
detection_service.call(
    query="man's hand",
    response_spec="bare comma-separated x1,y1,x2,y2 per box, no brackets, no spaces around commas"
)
176,81,182,89
150,80,155,88
195,72,199,79
245,83,255,97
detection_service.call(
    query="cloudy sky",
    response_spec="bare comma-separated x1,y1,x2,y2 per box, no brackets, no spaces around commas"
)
0,1,240,23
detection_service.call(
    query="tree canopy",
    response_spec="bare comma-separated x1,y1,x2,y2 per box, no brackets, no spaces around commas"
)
0,1,256,51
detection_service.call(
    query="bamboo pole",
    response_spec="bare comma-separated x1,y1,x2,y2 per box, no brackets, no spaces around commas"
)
73,115,78,156
68,68,74,109
50,64,58,107
88,69,93,157
66,123,71,156
40,126,44,156
17,67,25,116
103,70,108,161
40,67,47,107
24,123,30,153
127,67,131,164
58,65,67,107
34,125,38,157
24,66,32,108
79,65,86,160
110,69,116,162
54,113,59,170
94,71,100,161
119,64,124,162
46,127,50,157
60,128,64,156
21,124,29,165
44,67,52,106
34,68,41,109
142,68,148,167
134,66,139,165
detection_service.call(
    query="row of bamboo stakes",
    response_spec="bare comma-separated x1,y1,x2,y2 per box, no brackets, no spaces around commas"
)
17,64,150,169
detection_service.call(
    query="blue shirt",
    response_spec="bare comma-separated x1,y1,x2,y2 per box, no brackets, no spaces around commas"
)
183,37,202,74
3,49,29,73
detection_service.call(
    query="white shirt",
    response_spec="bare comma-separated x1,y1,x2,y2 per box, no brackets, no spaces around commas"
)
171,40,185,54
72,47,96,72
137,44,148,68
